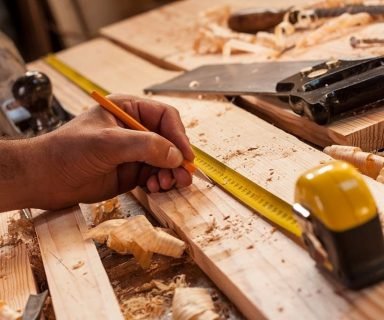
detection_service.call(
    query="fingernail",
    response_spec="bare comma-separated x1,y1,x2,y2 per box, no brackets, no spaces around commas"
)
167,146,183,166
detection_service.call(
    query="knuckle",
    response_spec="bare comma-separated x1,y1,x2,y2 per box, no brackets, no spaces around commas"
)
144,132,166,158
169,106,180,116
94,128,117,148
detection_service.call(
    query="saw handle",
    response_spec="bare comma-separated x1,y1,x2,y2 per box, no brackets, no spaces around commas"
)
228,8,287,33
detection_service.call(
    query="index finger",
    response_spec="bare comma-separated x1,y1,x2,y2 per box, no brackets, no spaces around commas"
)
108,94,194,161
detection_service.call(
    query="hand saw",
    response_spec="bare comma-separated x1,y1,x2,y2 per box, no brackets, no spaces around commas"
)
145,57,384,125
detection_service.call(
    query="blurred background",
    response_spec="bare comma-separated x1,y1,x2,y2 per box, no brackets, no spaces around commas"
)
0,0,175,62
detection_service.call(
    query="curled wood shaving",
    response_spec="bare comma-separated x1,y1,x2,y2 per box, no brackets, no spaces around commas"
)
172,287,219,320
0,301,21,320
86,215,186,269
197,5,230,27
93,197,123,225
193,2,381,58
296,12,372,48
222,39,277,57
85,219,126,243
117,274,188,320
324,145,384,179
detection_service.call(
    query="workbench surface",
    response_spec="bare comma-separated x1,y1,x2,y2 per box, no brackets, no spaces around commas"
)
4,1,384,319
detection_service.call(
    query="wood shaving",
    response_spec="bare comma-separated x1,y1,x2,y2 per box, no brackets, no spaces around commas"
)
296,12,372,48
324,145,384,179
222,39,277,57
205,218,217,234
93,197,123,225
72,260,85,270
172,287,219,320
188,80,200,88
186,119,199,129
193,5,261,55
193,2,382,58
86,216,186,269
117,274,188,320
86,219,126,243
0,300,21,320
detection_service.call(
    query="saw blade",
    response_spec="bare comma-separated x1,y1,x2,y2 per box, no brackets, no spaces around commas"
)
145,60,321,96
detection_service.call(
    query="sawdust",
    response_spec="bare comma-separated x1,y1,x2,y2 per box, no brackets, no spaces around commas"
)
222,147,261,162
72,260,85,270
0,213,51,318
116,274,188,319
186,119,199,129
205,218,217,234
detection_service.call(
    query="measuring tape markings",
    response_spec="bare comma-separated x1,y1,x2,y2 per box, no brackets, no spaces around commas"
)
43,54,301,237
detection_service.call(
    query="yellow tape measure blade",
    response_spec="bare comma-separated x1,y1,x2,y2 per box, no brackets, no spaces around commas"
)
44,54,108,96
193,146,301,237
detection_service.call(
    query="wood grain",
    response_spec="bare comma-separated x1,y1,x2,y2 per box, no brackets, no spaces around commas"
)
33,38,384,319
100,1,384,150
100,0,308,69
34,206,123,320
0,211,37,312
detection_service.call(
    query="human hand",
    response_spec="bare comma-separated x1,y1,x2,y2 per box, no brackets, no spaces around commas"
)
27,94,194,210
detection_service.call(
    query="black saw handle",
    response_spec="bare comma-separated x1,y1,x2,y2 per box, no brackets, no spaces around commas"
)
228,8,287,33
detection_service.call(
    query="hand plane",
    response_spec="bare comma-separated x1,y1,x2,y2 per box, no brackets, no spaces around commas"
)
145,57,384,125
0,71,72,137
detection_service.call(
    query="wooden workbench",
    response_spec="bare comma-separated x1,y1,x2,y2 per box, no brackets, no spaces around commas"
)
26,36,384,319
4,1,384,319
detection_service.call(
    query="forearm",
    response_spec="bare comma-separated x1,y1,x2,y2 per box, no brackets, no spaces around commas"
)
0,138,41,212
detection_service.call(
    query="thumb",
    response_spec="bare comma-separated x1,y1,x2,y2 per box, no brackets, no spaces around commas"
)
99,128,184,168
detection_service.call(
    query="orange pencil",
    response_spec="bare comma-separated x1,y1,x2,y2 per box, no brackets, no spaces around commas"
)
90,91,209,181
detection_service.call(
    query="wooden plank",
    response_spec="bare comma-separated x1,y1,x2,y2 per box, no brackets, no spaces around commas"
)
0,211,37,312
34,206,123,320
46,0,89,47
101,0,308,69
37,38,384,319
101,1,384,151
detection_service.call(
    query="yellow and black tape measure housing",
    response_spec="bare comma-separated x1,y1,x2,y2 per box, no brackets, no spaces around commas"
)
294,160,384,289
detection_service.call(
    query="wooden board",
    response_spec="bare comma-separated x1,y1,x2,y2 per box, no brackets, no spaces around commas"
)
100,0,308,69
31,38,384,319
34,206,123,320
101,0,384,151
0,211,37,312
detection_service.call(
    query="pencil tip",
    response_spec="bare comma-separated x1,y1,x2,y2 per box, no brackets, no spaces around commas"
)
193,168,214,185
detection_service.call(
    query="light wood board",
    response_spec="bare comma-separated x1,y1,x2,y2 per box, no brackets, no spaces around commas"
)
101,0,384,151
100,0,308,69
34,206,123,320
30,38,384,319
0,211,37,312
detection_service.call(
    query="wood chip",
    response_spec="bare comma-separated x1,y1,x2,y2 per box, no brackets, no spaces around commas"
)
172,287,219,320
0,301,22,320
72,260,85,270
86,216,186,269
